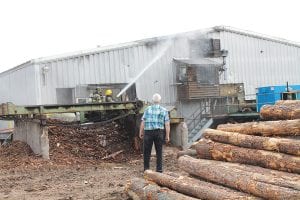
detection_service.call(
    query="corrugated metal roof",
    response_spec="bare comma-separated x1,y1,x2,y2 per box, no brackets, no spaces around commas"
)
2,25,299,76
0,60,33,77
33,41,140,63
213,26,300,48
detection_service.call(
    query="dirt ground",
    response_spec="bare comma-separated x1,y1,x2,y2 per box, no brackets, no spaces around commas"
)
0,122,181,200
0,147,180,200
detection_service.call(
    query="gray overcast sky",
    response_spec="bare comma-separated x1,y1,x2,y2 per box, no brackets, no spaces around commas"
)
0,0,299,72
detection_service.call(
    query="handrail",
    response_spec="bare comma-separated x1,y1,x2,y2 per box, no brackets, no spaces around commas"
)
187,105,207,131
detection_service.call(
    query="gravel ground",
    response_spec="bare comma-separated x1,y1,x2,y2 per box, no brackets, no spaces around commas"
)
0,122,181,200
0,146,180,200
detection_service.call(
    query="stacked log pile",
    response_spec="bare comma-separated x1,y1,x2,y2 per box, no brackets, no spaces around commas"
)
260,100,300,120
126,100,300,199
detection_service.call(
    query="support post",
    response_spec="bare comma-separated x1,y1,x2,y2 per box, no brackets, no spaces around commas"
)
79,111,86,123
171,122,188,150
13,119,49,159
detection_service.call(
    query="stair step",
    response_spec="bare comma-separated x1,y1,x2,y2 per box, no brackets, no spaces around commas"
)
187,118,213,147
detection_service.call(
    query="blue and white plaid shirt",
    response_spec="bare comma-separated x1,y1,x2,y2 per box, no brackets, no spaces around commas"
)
142,104,170,130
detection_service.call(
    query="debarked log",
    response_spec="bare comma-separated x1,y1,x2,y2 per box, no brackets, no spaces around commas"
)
144,170,261,200
125,177,198,200
178,156,300,200
177,149,198,158
195,139,300,173
276,100,300,106
217,119,300,136
203,129,300,156
260,104,300,120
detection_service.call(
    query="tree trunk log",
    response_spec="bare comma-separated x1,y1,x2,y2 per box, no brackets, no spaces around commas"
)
178,156,300,199
177,149,198,158
125,177,198,200
217,119,300,136
276,100,300,106
203,129,300,156
195,138,300,173
144,170,261,200
260,105,300,120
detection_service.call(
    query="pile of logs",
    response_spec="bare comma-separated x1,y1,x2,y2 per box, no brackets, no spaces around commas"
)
260,100,300,120
126,100,300,199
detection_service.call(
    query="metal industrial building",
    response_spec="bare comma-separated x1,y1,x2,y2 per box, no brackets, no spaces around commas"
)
0,26,299,143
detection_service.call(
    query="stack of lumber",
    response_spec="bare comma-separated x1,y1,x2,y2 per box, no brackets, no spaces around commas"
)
126,100,300,199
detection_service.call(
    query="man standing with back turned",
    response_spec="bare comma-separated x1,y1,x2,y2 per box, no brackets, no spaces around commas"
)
139,93,170,173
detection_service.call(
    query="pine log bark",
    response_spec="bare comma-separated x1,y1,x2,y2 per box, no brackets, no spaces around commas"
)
195,138,300,173
276,100,300,106
177,149,198,158
217,119,300,136
178,156,300,200
203,128,300,156
144,170,261,200
125,178,198,200
260,104,300,120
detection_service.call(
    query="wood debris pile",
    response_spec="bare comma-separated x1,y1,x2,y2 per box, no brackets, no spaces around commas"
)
126,100,300,199
0,141,43,169
0,121,140,169
49,121,138,164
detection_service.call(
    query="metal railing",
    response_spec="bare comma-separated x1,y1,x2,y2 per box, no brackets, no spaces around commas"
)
186,105,207,132
185,96,258,132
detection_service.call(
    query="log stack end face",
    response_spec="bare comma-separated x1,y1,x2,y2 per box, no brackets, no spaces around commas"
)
195,139,214,160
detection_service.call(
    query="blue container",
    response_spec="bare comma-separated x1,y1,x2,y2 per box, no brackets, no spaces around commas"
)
256,85,300,112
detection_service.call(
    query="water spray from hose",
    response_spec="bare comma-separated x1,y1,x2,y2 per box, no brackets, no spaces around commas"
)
117,39,172,98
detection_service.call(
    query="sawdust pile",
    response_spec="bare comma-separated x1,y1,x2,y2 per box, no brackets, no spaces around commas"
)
49,122,140,164
0,122,140,169
0,141,47,169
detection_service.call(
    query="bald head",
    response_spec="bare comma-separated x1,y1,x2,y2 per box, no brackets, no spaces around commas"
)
152,93,161,104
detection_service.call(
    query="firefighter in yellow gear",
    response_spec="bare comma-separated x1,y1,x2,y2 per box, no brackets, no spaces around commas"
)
105,89,113,102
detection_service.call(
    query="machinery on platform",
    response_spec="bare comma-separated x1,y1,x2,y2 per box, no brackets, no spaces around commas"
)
256,83,300,112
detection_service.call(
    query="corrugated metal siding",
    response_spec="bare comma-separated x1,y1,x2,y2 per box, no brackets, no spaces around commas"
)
216,30,300,100
1,26,299,106
0,63,39,105
37,38,190,105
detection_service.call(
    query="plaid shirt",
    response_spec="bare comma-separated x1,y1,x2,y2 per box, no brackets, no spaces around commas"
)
142,104,170,130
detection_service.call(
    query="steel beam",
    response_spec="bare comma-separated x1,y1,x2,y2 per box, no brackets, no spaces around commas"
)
0,101,142,116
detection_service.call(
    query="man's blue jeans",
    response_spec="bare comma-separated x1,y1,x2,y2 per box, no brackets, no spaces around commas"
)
143,129,164,172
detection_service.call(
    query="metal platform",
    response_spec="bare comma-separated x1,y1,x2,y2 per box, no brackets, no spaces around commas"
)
0,101,143,117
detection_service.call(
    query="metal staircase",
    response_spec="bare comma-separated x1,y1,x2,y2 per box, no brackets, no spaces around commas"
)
186,102,214,147
188,117,213,145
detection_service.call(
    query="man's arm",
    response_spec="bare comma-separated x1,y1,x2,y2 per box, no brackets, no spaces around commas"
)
139,120,145,139
165,121,170,143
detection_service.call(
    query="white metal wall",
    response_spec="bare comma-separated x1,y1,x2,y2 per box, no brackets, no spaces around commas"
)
37,37,190,105
1,27,299,106
0,62,39,105
216,30,300,100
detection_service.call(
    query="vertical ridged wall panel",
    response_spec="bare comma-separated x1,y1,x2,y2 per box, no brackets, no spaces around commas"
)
38,38,189,104
0,63,38,105
217,31,300,100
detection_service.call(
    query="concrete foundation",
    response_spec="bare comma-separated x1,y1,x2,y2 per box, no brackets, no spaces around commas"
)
13,120,49,159
170,122,188,150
